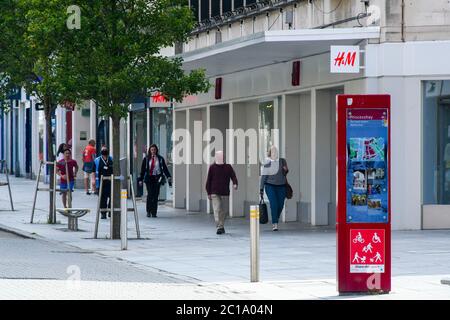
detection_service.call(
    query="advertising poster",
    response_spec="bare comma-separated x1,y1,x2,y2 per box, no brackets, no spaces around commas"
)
350,229,385,273
346,109,389,223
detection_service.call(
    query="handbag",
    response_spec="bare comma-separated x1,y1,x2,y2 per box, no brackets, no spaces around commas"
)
281,158,293,200
259,198,269,224
285,179,293,200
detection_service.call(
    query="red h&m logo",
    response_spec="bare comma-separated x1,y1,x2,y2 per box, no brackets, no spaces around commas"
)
330,46,360,73
334,51,357,67
151,92,169,103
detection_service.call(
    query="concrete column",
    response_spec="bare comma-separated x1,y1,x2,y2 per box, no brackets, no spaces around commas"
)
146,107,151,148
246,101,260,216
186,108,203,212
31,100,40,178
284,94,301,222
56,106,65,147
228,103,236,217
230,102,246,218
109,117,114,155
173,110,187,209
279,95,293,222
71,108,78,165
18,102,26,176
311,89,333,226
299,93,312,224
89,100,96,141
6,111,11,168
205,105,211,214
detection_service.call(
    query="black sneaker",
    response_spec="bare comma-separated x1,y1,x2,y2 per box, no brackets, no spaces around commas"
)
147,212,151,217
216,228,225,235
152,214,157,218
86,191,91,195
101,214,106,219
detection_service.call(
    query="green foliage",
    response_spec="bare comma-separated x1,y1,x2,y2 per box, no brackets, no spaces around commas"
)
67,0,211,118
0,0,82,112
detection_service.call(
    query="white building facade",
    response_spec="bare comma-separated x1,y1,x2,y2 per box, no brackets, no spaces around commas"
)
172,0,450,230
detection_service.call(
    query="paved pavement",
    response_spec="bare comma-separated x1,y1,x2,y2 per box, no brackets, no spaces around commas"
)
1,175,450,299
0,230,183,283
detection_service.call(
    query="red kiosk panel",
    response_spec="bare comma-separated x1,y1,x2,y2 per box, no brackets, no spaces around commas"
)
336,95,391,294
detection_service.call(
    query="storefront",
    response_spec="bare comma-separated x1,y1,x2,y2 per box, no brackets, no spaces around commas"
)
173,27,450,230
129,100,148,196
129,96,174,201
151,106,173,201
422,80,450,228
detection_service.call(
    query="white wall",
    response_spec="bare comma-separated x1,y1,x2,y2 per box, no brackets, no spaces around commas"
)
365,41,450,230
176,51,362,109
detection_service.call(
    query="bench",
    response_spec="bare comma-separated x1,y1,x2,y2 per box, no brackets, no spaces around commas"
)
56,208,90,231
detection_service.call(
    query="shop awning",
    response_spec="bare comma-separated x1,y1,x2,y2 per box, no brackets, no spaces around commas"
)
180,27,380,77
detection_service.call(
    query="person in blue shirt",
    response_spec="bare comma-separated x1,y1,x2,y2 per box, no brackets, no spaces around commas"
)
95,147,113,219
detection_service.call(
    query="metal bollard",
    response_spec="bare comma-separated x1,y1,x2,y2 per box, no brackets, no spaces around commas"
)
120,189,128,250
250,205,260,282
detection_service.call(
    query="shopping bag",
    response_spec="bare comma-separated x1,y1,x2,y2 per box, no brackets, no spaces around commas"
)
259,198,269,224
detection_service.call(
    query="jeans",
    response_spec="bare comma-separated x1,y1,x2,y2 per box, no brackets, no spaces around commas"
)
264,184,286,224
100,182,111,213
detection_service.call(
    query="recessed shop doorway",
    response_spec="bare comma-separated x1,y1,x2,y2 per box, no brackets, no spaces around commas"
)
422,80,450,228
285,87,343,227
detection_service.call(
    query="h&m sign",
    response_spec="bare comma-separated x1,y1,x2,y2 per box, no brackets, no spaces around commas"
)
330,46,361,74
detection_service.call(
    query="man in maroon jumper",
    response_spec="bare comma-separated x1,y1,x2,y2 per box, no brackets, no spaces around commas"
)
206,151,238,235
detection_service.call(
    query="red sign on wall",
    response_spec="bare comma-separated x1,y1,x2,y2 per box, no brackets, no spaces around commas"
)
350,229,385,273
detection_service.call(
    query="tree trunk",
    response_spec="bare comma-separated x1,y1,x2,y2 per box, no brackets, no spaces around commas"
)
44,101,56,224
111,115,121,239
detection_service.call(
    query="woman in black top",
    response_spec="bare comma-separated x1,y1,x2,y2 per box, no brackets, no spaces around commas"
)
139,144,172,217
97,148,113,219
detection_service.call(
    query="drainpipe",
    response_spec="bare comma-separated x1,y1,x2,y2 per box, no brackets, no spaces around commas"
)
401,0,405,42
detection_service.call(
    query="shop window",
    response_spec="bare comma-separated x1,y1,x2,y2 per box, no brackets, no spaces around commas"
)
259,100,275,162
423,80,450,204
211,0,220,17
200,0,210,21
190,0,199,21
234,0,244,9
152,107,173,201
223,0,232,14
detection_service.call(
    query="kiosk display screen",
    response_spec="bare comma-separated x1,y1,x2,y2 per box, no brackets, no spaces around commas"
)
346,108,389,223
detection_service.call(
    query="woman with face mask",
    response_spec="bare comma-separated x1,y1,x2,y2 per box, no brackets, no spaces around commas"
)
260,146,289,231
95,147,113,219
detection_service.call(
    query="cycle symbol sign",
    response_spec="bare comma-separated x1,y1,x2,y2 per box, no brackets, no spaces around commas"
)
350,229,385,273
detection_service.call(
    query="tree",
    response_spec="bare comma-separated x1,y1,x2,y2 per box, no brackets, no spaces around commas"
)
0,0,82,223
68,0,211,238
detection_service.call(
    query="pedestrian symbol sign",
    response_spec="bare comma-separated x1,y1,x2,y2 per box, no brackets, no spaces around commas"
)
350,229,385,273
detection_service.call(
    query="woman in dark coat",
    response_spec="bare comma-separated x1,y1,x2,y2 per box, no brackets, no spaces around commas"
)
139,144,172,217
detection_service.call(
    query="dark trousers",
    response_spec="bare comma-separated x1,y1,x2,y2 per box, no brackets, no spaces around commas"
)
145,176,161,216
100,183,111,217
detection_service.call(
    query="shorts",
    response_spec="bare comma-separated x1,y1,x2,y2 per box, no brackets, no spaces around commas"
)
84,171,95,179
83,162,95,174
60,181,75,192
